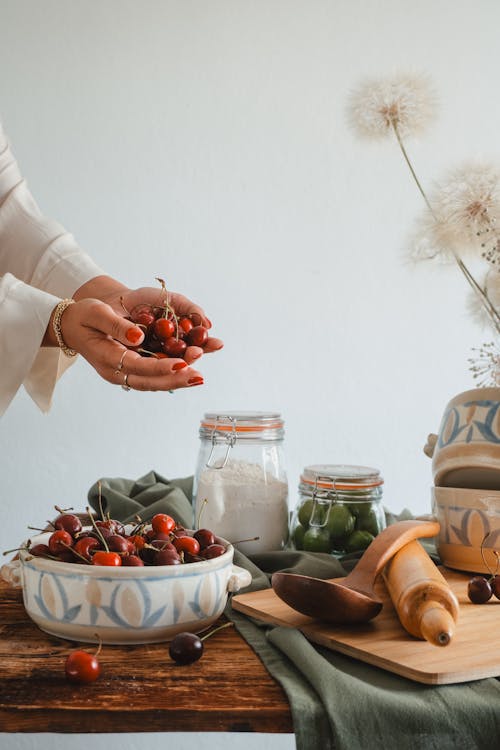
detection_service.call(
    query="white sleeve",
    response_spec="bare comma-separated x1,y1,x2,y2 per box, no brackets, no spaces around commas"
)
0,121,105,414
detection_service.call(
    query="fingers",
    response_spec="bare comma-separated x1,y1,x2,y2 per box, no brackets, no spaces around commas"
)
82,299,145,347
111,347,204,392
169,292,211,329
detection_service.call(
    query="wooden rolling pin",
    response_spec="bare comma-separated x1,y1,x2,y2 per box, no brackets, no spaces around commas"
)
383,540,459,647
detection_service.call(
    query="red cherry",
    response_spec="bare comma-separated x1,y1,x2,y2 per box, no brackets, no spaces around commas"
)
65,649,101,683
154,317,176,340
122,555,145,567
163,338,187,358
194,529,216,549
73,537,101,561
178,316,194,334
48,530,73,555
28,544,51,558
155,549,181,566
173,536,200,556
92,551,122,567
201,544,226,559
107,535,129,554
186,325,208,347
151,513,176,535
58,551,77,563
54,514,82,537
128,534,146,551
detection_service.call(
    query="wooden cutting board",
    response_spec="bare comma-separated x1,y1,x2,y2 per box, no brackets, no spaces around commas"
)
232,568,500,685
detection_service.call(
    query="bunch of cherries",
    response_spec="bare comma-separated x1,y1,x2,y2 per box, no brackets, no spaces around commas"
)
467,534,500,604
28,510,226,567
123,277,211,360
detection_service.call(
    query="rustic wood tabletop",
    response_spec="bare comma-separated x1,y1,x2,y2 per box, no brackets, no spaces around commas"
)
0,579,293,734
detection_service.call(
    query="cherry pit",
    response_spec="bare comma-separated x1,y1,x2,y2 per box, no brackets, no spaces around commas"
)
122,277,211,361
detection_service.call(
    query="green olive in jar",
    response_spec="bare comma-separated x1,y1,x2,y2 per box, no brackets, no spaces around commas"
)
326,505,355,540
355,505,382,536
303,527,331,553
292,523,306,550
298,499,326,527
345,529,374,553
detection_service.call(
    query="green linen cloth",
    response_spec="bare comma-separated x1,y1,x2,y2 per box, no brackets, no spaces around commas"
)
88,471,500,750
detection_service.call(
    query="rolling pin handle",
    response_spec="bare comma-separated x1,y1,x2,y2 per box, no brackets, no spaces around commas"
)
418,599,456,647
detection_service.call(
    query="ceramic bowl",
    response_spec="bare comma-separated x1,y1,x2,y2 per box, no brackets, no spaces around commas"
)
432,486,500,573
429,387,500,489
1,531,252,644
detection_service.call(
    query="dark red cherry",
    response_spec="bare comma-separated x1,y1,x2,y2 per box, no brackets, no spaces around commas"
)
163,338,187,358
54,514,82,537
468,576,493,603
201,544,226,559
29,544,51,558
194,529,216,549
122,555,145,567
169,632,204,665
186,326,208,348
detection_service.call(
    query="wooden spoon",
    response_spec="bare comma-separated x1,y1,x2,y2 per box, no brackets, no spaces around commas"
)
271,519,440,624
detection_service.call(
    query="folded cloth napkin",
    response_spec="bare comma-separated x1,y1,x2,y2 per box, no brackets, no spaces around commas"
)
89,472,500,750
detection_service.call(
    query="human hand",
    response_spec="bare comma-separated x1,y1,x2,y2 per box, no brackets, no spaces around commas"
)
74,276,224,366
46,298,205,393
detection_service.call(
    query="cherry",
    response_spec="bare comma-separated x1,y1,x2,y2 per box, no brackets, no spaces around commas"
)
155,549,181,566
468,576,493,603
154,317,175,340
29,544,51,558
129,534,146,551
92,551,122,567
169,632,204,665
107,535,130,554
65,644,101,684
491,575,500,600
173,536,200,556
151,513,176,535
178,316,194,334
48,530,74,555
194,529,216,549
122,554,145,567
73,537,101,561
54,514,82,537
169,622,233,665
58,551,77,563
163,337,187,358
186,325,208,348
201,544,226,559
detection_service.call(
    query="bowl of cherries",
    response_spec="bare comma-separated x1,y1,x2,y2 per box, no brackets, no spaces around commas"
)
5,510,251,645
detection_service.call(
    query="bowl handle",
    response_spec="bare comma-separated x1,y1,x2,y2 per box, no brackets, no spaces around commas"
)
227,565,252,593
423,433,438,458
1,559,23,589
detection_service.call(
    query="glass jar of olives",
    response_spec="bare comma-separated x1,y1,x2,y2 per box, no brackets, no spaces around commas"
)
290,464,385,555
193,412,289,555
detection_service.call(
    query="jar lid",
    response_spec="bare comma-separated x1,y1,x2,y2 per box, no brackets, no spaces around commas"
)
300,464,383,491
200,411,284,440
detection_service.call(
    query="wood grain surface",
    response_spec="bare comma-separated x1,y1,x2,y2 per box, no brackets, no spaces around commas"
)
232,567,500,685
0,580,293,734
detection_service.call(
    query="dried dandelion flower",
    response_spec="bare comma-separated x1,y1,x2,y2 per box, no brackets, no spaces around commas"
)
414,162,500,266
468,341,500,387
347,72,437,141
467,270,500,328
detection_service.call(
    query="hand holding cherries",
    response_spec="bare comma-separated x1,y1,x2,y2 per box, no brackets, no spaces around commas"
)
122,278,214,362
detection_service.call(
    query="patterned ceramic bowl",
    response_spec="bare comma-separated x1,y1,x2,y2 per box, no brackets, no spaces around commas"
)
432,486,500,573
429,387,500,489
2,531,252,644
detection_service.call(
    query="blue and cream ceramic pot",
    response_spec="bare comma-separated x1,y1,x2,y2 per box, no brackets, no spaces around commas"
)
3,531,251,644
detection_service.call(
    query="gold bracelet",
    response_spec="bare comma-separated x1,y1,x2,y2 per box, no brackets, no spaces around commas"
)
52,299,77,357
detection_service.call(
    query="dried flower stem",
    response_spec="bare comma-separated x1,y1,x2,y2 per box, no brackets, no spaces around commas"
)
392,122,500,335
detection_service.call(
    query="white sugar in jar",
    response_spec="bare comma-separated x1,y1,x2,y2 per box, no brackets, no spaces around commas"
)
193,412,289,555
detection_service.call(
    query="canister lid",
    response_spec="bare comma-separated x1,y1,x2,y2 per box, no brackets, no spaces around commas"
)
300,464,383,491
200,412,284,440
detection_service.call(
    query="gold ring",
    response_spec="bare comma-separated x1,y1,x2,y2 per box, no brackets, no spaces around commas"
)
121,373,131,391
114,350,128,375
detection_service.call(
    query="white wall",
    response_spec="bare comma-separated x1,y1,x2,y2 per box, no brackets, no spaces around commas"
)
0,1,497,746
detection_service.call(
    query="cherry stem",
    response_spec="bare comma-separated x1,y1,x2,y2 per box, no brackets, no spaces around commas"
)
3,545,27,555
93,634,103,658
60,541,91,565
27,525,50,532
97,482,106,521
119,296,131,316
196,498,208,529
55,505,74,514
231,536,260,545
86,506,110,552
480,533,495,577
155,276,179,339
200,621,234,642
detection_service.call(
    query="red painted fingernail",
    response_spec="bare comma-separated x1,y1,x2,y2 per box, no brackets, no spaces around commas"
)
188,377,204,385
172,361,188,371
126,327,143,344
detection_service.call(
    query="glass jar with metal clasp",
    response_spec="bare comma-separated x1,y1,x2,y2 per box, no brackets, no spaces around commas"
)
290,464,385,554
193,412,289,555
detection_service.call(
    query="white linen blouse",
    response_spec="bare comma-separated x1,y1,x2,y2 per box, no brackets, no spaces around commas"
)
0,121,103,415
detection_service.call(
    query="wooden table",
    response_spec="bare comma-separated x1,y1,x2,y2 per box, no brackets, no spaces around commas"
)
0,579,293,733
